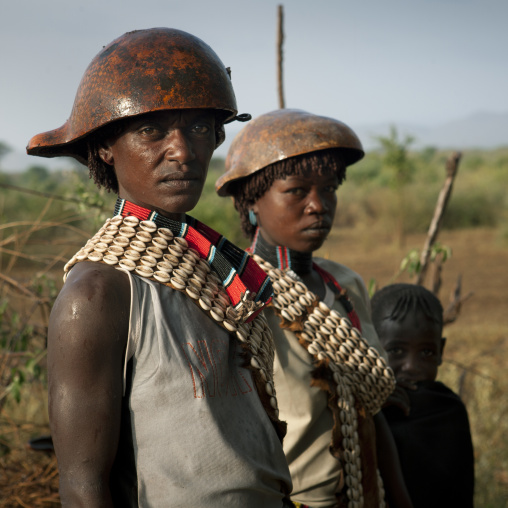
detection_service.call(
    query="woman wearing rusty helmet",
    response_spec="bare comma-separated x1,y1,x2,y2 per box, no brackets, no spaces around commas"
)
27,29,293,507
216,109,414,508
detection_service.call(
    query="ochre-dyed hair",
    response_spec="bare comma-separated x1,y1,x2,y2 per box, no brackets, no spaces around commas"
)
371,283,444,332
228,148,346,239
86,111,230,194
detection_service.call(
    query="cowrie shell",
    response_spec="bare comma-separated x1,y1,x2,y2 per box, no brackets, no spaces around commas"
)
119,226,136,237
100,234,114,244
197,259,211,273
124,249,141,261
278,277,291,289
103,254,119,265
136,231,152,243
76,250,88,261
135,266,153,278
173,268,189,280
250,356,261,369
157,228,174,241
288,304,302,316
199,296,212,311
130,240,146,252
350,328,362,340
118,259,136,271
200,288,214,300
87,251,103,262
186,286,200,300
140,255,157,268
139,220,157,233
113,236,130,248
122,216,139,227
168,245,183,257
187,279,202,291
186,248,200,261
281,309,293,321
190,272,206,285
174,236,188,249
210,306,224,320
146,246,163,259
153,271,171,283
223,319,237,332
152,237,168,249
94,242,108,253
182,252,197,265
170,276,186,290
110,216,123,226
156,261,173,273
226,307,239,321
163,253,180,266
108,245,124,256
179,262,195,276
340,317,353,328
236,328,248,343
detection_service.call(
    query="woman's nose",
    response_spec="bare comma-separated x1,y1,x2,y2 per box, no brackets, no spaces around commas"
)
306,188,327,214
164,129,195,164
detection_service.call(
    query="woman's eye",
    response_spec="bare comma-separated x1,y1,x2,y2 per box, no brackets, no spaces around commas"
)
191,123,211,135
286,187,305,196
139,126,159,136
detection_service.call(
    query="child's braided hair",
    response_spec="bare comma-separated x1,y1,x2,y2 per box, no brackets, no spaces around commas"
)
371,283,444,331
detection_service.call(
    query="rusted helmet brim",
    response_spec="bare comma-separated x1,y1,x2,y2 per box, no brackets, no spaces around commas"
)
216,109,364,197
27,28,238,162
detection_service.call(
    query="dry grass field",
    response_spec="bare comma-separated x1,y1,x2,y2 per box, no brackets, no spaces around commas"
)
1,225,507,507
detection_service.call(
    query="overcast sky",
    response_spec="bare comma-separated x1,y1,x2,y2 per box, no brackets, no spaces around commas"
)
1,0,507,169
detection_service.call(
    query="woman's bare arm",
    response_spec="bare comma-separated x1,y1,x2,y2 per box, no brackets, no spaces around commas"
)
47,262,130,507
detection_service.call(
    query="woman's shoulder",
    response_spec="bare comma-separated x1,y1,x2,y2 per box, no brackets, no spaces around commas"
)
55,261,131,322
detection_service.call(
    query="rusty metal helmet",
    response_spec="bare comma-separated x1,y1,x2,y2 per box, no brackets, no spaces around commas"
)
216,108,364,196
27,27,239,165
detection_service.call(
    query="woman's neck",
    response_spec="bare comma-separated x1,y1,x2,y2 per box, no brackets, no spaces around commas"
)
250,228,313,275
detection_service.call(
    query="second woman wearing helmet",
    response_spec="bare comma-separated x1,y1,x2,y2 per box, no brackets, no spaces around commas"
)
216,109,414,508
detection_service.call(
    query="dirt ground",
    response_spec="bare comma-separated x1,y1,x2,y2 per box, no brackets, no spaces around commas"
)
320,226,508,332
1,226,507,506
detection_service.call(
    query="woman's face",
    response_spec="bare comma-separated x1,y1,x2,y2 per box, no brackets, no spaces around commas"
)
99,109,216,220
252,170,340,253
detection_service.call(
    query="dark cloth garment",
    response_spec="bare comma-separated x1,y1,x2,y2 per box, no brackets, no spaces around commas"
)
383,380,475,508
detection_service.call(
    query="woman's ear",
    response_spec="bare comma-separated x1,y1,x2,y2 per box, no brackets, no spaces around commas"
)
98,144,114,166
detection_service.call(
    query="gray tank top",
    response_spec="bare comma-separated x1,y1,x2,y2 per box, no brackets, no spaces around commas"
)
111,271,292,507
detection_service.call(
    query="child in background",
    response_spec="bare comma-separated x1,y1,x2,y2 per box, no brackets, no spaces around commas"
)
371,283,475,508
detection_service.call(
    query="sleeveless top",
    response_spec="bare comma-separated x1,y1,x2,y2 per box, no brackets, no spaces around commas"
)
110,271,292,507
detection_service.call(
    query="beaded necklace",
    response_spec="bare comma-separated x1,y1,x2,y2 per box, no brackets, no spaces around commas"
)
250,237,395,507
63,201,286,441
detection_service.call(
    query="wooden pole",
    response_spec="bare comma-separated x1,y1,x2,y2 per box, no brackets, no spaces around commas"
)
416,151,462,285
277,4,285,109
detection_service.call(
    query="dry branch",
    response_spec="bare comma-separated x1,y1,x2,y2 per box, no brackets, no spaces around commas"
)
416,151,462,285
277,4,285,109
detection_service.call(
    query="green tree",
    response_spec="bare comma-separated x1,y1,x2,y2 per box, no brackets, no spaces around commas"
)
375,126,415,246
